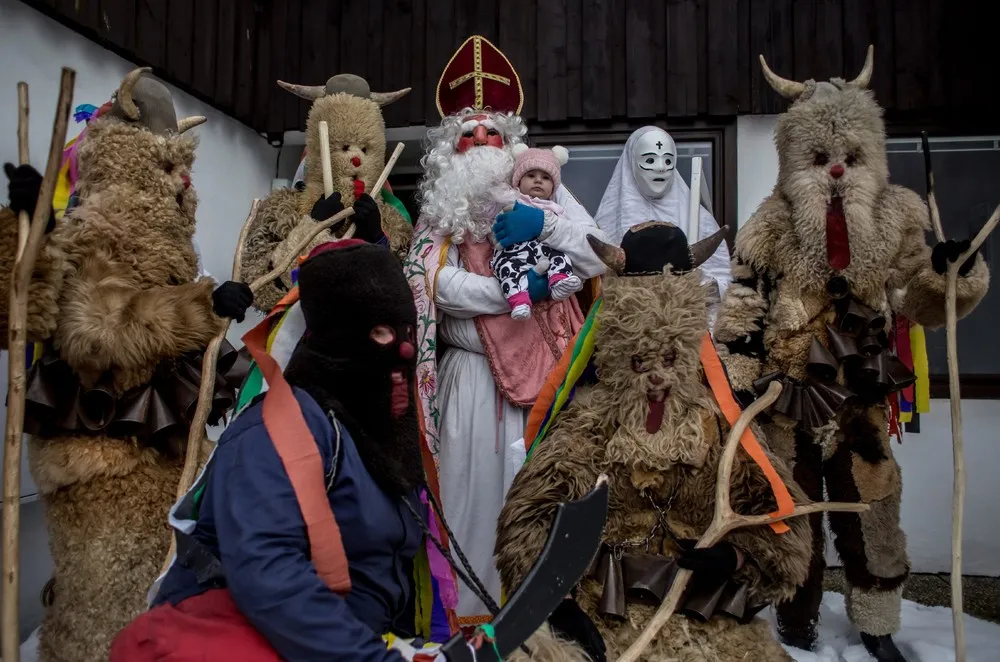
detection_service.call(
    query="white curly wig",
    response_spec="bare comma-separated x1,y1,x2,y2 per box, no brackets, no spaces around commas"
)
417,108,528,243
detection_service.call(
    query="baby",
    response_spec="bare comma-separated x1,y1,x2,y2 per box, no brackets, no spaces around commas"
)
489,144,583,320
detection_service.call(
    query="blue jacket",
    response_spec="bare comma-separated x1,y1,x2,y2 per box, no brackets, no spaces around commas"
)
155,387,422,661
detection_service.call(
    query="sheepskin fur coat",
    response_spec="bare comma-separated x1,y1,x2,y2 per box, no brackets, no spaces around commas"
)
242,92,413,313
496,265,813,661
0,115,222,662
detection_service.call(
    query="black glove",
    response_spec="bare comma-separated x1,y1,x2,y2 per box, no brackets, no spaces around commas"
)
4,163,54,232
309,191,344,222
931,239,977,277
675,540,742,576
212,281,254,323
547,598,606,662
350,193,385,244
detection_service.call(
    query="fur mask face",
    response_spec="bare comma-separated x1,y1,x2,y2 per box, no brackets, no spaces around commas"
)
303,94,387,210
75,118,199,224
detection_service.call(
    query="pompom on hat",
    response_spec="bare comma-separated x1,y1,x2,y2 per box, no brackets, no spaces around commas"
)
510,143,569,192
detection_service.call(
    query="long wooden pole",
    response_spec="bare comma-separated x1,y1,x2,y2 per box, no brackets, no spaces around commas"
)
160,143,406,576
15,83,29,261
3,68,75,662
617,381,869,662
920,133,1000,662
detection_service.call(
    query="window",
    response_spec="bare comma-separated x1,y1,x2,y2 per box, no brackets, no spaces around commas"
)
885,136,1000,394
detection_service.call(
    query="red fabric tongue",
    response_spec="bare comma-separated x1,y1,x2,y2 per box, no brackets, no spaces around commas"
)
826,196,851,270
353,178,366,200
646,399,665,434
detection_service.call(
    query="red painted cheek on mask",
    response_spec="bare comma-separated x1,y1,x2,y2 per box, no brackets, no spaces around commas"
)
486,134,504,148
390,371,409,418
181,175,191,189
456,136,476,153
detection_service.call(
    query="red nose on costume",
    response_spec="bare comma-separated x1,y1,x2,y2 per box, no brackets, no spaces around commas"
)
473,125,488,145
649,374,664,386
399,341,415,360
351,156,361,168
829,164,845,179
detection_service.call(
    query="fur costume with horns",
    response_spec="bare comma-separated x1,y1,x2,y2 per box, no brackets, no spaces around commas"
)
497,222,814,661
0,69,238,662
241,73,413,313
712,48,990,653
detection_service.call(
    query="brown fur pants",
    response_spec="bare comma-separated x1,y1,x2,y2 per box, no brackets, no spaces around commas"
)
772,405,909,643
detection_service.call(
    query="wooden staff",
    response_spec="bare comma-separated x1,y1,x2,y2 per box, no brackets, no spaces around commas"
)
617,381,870,662
15,83,29,260
161,142,406,576
922,132,1000,662
3,68,75,662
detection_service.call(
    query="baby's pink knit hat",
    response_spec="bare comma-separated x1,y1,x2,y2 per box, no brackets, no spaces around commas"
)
511,144,570,192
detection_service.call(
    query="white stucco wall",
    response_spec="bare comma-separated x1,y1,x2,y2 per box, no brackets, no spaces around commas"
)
0,0,275,640
736,115,1000,576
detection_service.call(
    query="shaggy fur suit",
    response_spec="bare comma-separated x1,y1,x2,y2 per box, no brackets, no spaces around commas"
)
0,108,221,661
712,72,989,643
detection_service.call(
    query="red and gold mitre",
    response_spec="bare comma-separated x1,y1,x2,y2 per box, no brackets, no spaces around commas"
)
435,35,524,118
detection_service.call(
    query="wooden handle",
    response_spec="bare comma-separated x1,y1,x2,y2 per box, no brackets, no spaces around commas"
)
16,82,30,260
318,121,334,198
4,68,76,662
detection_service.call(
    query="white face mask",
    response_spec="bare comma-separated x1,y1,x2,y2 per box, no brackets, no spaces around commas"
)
630,129,676,199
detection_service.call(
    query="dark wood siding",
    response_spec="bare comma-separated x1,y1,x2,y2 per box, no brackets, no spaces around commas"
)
21,0,998,134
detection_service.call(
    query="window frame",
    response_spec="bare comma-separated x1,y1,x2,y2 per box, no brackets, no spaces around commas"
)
524,120,738,252
882,129,1000,400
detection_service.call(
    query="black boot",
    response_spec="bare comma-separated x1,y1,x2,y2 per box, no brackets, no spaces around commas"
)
777,621,816,652
860,633,907,662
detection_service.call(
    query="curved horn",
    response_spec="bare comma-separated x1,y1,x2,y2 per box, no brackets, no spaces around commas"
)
177,116,207,133
690,225,731,269
370,87,412,106
277,80,326,101
118,67,151,120
848,45,875,89
587,234,626,275
758,54,807,101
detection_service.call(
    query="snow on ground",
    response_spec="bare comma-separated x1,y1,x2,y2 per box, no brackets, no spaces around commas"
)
9,592,1000,661
761,592,1000,662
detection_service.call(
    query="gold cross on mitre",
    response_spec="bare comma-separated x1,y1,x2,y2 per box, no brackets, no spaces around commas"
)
447,35,511,109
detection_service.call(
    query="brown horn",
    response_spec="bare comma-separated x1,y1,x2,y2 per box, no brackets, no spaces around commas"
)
848,45,875,89
370,87,412,106
177,116,207,133
118,67,151,120
587,234,626,275
690,225,731,268
277,80,326,101
758,54,807,101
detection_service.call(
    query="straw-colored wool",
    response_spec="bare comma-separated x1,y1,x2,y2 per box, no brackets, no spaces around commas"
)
0,116,222,662
242,93,412,312
497,270,812,660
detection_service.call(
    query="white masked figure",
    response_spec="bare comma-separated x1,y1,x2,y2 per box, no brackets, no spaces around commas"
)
405,35,609,627
595,126,732,324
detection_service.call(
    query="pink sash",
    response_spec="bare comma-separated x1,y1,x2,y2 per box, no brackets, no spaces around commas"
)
457,241,584,407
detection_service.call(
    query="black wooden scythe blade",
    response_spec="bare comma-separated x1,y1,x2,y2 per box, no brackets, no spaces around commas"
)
440,475,610,661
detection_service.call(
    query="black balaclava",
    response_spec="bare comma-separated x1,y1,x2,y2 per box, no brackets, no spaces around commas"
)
283,239,424,496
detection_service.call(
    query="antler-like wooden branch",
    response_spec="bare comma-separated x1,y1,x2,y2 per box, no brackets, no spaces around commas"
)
617,381,870,662
161,141,406,577
922,132,1000,662
3,68,75,662
15,83,29,260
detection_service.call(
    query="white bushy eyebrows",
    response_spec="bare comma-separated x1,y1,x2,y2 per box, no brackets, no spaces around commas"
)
460,118,497,132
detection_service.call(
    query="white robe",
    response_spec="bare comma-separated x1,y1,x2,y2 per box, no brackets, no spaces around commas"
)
434,186,606,622
593,127,732,327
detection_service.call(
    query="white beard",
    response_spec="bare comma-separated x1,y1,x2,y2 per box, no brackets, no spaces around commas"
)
420,147,516,244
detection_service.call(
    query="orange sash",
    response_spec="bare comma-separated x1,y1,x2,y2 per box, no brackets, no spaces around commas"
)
700,333,794,534
243,317,352,593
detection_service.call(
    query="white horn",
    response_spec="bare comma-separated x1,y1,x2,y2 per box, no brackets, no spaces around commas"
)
370,87,412,106
849,45,875,89
177,116,207,133
758,54,807,101
118,67,151,120
277,80,327,101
